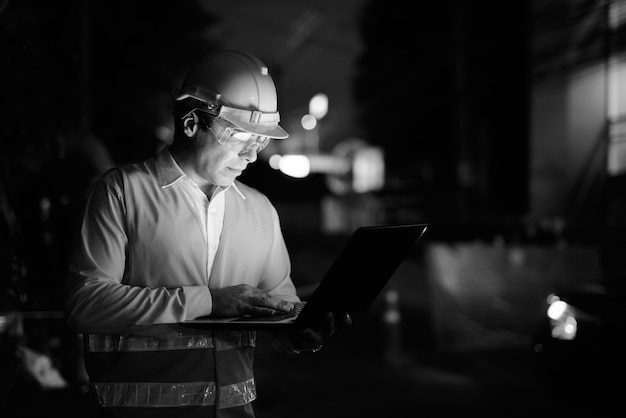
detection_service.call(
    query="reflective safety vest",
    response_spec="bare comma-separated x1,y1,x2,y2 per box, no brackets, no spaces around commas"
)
84,328,257,418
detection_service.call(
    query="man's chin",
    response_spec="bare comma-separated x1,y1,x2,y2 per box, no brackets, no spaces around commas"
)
217,175,238,187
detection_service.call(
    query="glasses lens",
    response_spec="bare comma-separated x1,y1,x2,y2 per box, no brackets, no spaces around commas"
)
230,130,252,141
242,135,271,153
208,118,271,153
257,135,271,151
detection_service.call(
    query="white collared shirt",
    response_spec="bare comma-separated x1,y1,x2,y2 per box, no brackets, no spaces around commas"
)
65,148,298,334
179,179,244,281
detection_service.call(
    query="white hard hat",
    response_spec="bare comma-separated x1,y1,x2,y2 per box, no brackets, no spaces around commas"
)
176,50,288,139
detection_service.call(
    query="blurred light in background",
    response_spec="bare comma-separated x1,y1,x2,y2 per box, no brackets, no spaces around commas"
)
606,0,626,175
301,114,317,130
268,154,282,170
271,142,383,195
352,146,385,193
273,154,351,179
309,93,329,120
326,139,384,195
281,91,384,194
277,154,311,178
546,295,577,341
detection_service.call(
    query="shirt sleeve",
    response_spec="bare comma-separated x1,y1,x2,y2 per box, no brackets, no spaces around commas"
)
64,172,212,335
258,205,301,304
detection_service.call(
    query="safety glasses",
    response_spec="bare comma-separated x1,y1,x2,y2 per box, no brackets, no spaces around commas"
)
198,113,271,154
222,128,271,154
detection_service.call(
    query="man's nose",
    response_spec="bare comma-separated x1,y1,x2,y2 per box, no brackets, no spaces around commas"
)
240,148,258,163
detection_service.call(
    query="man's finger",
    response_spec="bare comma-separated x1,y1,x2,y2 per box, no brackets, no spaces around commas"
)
248,306,278,317
251,293,294,312
276,300,295,312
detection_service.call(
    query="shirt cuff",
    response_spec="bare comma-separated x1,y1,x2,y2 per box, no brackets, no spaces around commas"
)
182,286,213,320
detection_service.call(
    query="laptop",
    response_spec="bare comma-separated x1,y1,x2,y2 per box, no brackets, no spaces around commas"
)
183,223,428,330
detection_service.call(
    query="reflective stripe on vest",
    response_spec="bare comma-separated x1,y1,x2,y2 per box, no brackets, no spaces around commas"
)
85,331,256,409
86,331,256,352
93,378,256,408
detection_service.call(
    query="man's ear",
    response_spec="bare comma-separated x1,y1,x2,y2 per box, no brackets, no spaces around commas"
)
183,112,199,137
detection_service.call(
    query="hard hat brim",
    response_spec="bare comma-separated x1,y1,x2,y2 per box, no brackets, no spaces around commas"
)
176,90,289,139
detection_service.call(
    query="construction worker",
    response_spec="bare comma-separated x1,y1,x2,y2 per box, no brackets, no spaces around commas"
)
64,50,349,418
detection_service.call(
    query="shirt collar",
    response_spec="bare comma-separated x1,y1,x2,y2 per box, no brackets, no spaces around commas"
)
155,147,246,200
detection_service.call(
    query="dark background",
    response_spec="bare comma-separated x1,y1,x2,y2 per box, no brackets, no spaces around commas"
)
0,0,537,309
1,0,625,417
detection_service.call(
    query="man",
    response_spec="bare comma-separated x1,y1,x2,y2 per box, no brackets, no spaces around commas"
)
64,50,348,418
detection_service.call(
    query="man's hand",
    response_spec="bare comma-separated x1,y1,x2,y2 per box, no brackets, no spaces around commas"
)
210,284,294,318
271,311,352,355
